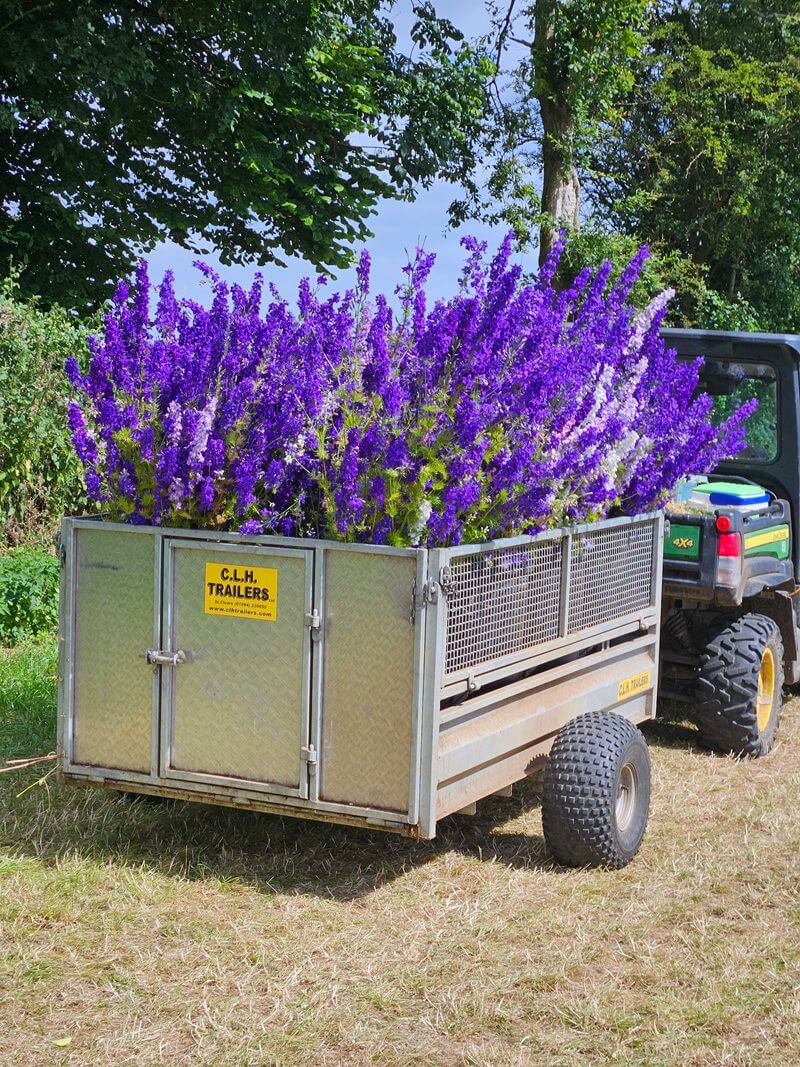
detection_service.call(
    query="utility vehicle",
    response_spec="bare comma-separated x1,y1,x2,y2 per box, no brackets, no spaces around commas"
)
660,329,800,755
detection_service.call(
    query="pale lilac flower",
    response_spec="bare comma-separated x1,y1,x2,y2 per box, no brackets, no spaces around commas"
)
65,236,754,543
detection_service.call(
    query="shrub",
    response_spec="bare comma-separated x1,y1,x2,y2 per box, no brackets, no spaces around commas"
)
554,225,764,330
66,235,753,546
0,274,90,548
0,547,60,646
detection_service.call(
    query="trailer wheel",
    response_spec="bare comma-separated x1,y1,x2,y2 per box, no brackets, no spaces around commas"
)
541,712,651,869
695,613,784,757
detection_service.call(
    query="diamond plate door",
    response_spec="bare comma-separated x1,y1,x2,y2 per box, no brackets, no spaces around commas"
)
160,539,313,797
316,548,419,814
67,525,157,774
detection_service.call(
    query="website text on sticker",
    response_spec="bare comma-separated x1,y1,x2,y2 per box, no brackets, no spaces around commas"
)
204,563,277,621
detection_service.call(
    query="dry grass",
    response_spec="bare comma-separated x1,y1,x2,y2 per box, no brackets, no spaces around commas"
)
1,639,799,1066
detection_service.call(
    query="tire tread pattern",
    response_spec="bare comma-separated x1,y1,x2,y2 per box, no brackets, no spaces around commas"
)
542,712,650,869
695,612,783,757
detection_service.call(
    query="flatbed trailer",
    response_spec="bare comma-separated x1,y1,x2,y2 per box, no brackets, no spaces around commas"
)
57,512,663,867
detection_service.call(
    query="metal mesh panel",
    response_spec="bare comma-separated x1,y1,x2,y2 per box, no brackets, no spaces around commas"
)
567,522,655,634
443,518,657,679
443,538,562,676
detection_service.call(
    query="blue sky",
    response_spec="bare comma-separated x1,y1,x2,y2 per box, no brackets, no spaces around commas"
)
146,2,524,307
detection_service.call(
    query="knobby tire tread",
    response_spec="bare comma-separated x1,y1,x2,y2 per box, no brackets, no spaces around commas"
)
695,613,783,757
542,712,650,870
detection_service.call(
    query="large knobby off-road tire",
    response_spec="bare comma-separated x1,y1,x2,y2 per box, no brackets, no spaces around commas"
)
695,612,784,757
541,712,651,870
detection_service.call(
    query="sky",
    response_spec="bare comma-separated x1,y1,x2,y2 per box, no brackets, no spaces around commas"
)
146,2,523,308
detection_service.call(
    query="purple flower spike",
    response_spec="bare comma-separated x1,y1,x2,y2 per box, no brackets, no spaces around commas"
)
65,238,754,543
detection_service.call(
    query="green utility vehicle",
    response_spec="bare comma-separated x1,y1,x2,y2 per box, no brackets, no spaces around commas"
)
660,329,800,756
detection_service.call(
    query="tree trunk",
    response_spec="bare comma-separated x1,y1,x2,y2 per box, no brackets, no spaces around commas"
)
533,0,581,267
538,98,580,265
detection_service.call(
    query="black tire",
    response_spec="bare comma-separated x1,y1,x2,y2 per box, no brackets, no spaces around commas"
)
695,612,783,757
542,712,651,869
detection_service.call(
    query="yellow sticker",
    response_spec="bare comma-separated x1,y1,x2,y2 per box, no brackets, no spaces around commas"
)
744,526,790,550
204,562,277,621
618,670,652,700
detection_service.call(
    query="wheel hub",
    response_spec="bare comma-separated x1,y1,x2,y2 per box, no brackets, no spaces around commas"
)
756,647,775,734
615,762,638,833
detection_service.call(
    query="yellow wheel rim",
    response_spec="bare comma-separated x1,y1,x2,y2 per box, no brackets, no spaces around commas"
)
756,646,775,734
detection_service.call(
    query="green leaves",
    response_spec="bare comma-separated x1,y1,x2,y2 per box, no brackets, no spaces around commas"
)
0,548,60,646
0,1,492,310
0,275,90,548
587,0,800,330
450,0,648,255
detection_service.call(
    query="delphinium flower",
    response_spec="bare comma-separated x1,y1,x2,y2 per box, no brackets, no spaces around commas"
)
66,235,754,546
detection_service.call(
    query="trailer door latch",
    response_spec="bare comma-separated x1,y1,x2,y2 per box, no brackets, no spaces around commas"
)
304,609,322,639
145,649,187,667
439,566,454,597
301,744,318,773
410,576,444,624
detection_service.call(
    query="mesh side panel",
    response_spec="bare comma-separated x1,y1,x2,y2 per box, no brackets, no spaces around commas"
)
567,523,654,634
442,518,657,679
443,538,562,676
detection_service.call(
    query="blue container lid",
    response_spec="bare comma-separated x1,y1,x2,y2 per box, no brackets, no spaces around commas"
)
709,488,769,506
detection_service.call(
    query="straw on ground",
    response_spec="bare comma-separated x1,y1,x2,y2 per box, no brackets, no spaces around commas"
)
1,639,798,1066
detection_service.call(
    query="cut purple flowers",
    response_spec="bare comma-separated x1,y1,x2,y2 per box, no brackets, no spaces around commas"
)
66,235,755,546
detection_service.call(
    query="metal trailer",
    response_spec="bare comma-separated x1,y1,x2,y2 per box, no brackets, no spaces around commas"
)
57,511,663,867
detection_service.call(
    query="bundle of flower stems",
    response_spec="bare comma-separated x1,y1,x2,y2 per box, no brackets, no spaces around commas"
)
67,234,753,547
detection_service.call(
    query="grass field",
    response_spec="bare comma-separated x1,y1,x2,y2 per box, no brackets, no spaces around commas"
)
1,638,799,1066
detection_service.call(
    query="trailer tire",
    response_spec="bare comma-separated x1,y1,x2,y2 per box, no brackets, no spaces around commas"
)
542,712,651,869
695,613,783,757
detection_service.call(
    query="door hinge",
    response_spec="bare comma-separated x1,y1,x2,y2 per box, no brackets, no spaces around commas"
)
301,744,318,773
424,578,439,604
304,609,321,640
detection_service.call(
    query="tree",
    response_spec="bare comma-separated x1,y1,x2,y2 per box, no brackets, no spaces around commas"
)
587,0,800,330
453,0,648,264
0,1,491,308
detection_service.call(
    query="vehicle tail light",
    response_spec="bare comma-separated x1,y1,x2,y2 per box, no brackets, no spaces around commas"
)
716,531,742,587
717,532,740,556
